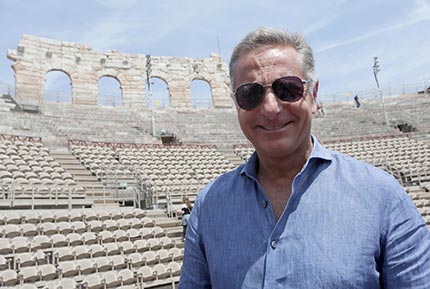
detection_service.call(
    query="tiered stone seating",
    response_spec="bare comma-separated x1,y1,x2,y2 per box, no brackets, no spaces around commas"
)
0,137,92,209
405,186,430,226
324,136,430,187
0,208,182,288
233,144,254,162
69,142,236,213
119,144,236,211
0,94,18,112
313,94,430,145
152,108,248,150
312,101,401,143
69,143,136,190
1,92,430,151
41,103,157,145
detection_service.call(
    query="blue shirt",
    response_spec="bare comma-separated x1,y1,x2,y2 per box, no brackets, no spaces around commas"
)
179,137,430,289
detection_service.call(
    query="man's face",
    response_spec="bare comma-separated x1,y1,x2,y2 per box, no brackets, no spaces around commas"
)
232,45,317,160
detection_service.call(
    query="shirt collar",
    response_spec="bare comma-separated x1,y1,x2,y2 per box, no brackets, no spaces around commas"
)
240,134,333,179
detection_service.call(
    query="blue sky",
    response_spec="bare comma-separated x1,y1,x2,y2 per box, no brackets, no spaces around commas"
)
0,0,429,103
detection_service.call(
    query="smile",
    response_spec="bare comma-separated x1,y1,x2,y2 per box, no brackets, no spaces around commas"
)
261,122,289,131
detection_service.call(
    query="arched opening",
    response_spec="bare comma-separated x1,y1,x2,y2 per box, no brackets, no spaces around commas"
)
98,76,122,106
45,70,72,103
190,79,213,108
146,77,169,109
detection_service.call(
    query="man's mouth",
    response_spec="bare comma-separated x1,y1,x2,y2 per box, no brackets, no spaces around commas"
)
260,122,290,131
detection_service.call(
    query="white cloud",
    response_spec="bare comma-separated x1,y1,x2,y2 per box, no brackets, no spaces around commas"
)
316,0,430,53
79,21,128,50
413,0,430,20
79,1,201,53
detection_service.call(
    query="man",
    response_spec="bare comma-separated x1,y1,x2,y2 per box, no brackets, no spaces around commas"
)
354,94,361,108
178,27,430,288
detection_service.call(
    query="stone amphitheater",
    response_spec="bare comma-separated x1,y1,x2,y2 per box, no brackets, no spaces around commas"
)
0,35,429,289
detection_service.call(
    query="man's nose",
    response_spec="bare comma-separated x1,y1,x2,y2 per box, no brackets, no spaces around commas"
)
260,89,282,119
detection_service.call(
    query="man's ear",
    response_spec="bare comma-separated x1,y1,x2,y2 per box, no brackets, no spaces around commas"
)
311,80,319,114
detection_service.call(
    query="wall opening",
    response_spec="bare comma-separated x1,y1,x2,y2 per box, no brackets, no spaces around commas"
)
45,70,72,103
191,79,213,108
98,76,122,106
146,77,170,109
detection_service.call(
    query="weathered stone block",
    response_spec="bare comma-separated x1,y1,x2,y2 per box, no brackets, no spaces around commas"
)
9,34,231,108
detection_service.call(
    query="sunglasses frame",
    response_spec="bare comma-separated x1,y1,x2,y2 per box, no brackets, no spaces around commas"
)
233,76,311,110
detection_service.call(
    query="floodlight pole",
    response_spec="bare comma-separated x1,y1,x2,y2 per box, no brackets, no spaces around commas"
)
146,54,155,136
373,57,390,129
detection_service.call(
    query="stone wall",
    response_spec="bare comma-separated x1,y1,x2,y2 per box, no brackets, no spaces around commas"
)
7,34,232,108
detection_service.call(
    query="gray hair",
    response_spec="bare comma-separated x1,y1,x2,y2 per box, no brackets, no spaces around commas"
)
229,27,317,93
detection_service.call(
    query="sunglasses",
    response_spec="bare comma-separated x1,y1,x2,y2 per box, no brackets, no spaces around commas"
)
233,76,311,110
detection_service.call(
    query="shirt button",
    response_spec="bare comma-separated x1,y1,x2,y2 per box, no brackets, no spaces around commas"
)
271,240,277,249
262,201,268,208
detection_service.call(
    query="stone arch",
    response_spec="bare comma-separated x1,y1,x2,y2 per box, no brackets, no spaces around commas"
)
190,78,213,108
8,35,232,108
95,68,126,86
146,76,170,108
97,75,123,106
44,69,72,103
95,68,130,106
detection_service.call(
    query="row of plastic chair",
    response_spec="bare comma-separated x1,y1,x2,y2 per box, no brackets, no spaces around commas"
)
234,146,254,161
0,140,46,148
1,246,183,272
1,261,181,288
49,237,175,262
0,141,78,191
0,227,168,254
0,217,156,238
0,209,147,225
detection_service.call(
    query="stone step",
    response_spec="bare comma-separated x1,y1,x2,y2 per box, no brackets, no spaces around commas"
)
145,209,169,219
50,150,77,157
91,202,120,209
55,159,82,165
165,226,182,238
154,218,181,228
74,176,100,182
51,149,109,204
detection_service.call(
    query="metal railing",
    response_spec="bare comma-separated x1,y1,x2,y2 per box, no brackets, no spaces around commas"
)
319,80,430,104
0,183,92,209
45,89,72,103
3,79,429,107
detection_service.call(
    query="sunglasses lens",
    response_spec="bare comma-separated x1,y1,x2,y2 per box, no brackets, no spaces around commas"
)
272,77,304,102
235,83,264,110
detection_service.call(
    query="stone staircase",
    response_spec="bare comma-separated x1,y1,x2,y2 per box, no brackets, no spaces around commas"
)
0,94,19,111
49,148,114,207
146,208,183,248
217,144,246,167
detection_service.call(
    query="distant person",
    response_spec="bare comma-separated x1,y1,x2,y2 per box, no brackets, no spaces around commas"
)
354,94,361,108
317,101,326,116
179,196,193,240
179,27,430,288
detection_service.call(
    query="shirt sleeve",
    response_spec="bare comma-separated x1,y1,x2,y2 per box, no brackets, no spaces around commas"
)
382,186,430,288
178,195,212,288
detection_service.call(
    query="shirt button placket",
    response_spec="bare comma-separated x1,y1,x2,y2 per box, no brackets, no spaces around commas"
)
271,240,277,249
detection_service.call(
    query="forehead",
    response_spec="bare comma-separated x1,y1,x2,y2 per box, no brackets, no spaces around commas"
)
233,45,303,88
